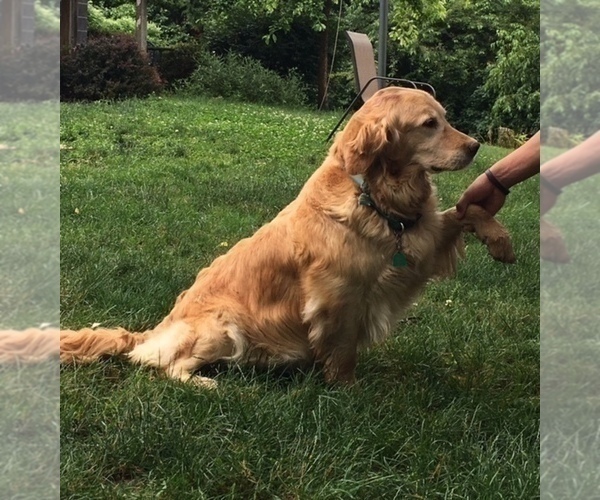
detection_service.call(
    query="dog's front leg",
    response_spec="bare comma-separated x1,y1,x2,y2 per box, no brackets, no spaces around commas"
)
306,303,360,385
321,341,359,385
439,205,516,264
541,217,570,263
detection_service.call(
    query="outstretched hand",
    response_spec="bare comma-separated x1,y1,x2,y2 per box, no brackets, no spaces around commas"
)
456,132,540,219
455,172,507,219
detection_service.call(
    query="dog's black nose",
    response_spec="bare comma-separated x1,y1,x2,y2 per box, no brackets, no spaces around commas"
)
468,141,480,156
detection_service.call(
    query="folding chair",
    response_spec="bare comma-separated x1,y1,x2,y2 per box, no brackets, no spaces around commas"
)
326,31,436,142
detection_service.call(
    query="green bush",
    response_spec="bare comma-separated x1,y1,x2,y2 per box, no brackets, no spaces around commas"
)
0,37,59,101
183,51,307,107
35,0,60,36
88,2,162,44
60,35,164,102
154,42,204,87
322,69,356,111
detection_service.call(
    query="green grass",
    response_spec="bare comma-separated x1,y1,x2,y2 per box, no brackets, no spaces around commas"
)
60,96,539,499
0,102,60,497
0,101,60,328
540,146,600,498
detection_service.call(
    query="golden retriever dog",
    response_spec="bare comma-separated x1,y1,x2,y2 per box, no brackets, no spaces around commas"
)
61,87,515,386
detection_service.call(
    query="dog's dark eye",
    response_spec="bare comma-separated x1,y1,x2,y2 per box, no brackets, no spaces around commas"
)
422,118,438,128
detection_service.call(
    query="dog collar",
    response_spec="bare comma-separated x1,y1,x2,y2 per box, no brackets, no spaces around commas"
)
351,175,421,235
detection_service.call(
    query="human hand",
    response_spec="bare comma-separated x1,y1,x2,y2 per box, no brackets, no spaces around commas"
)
455,172,507,219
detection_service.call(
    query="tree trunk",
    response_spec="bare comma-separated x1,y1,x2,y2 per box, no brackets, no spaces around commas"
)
317,0,333,109
136,0,148,53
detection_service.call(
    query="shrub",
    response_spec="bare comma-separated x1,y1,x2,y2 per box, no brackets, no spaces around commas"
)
61,35,163,102
154,42,204,87
323,70,357,111
183,51,307,107
0,36,59,101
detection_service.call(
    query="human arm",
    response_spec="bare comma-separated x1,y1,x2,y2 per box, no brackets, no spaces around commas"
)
456,132,540,218
541,131,600,214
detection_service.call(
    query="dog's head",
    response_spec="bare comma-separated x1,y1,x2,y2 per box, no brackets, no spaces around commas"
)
334,87,480,177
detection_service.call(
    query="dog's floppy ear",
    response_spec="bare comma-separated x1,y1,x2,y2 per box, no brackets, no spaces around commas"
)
340,119,390,175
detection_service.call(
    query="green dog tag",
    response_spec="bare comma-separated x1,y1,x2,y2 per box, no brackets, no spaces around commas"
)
392,252,408,267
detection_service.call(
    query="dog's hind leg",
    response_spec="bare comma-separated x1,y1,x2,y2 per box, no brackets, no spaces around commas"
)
129,318,240,388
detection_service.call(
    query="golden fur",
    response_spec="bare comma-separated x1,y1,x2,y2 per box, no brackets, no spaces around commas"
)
0,329,59,363
541,217,570,263
61,87,515,386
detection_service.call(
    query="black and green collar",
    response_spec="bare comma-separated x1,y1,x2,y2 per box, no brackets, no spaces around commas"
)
351,175,421,235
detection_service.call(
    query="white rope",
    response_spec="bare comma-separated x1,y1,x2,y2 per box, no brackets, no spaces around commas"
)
318,0,344,111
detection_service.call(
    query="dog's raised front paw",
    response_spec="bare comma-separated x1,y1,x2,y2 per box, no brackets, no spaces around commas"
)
486,233,516,264
541,218,570,263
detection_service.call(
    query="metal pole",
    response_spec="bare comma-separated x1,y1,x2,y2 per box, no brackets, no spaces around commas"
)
378,0,389,79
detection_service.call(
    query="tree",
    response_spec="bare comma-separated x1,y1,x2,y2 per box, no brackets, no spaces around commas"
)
541,0,600,135
486,23,539,135
384,0,539,136
188,0,343,108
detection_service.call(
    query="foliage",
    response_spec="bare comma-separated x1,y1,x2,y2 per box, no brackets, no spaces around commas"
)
144,0,192,44
0,38,60,101
154,42,205,87
184,51,308,107
188,0,339,43
385,0,539,138
35,0,60,36
88,1,162,44
188,0,344,106
185,0,539,134
388,0,448,51
93,0,191,44
486,24,540,134
60,35,164,102
78,0,540,134
541,0,600,135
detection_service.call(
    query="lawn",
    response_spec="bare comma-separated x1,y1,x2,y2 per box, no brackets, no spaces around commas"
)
540,146,600,498
0,102,60,329
0,102,60,498
60,96,539,499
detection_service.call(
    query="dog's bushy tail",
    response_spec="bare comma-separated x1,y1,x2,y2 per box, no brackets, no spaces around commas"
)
60,327,146,363
0,329,60,363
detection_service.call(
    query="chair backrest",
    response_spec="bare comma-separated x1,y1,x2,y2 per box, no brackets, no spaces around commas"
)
345,31,380,102
326,31,437,141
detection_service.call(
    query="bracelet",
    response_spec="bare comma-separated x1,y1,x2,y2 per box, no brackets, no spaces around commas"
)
540,175,562,196
485,169,510,196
